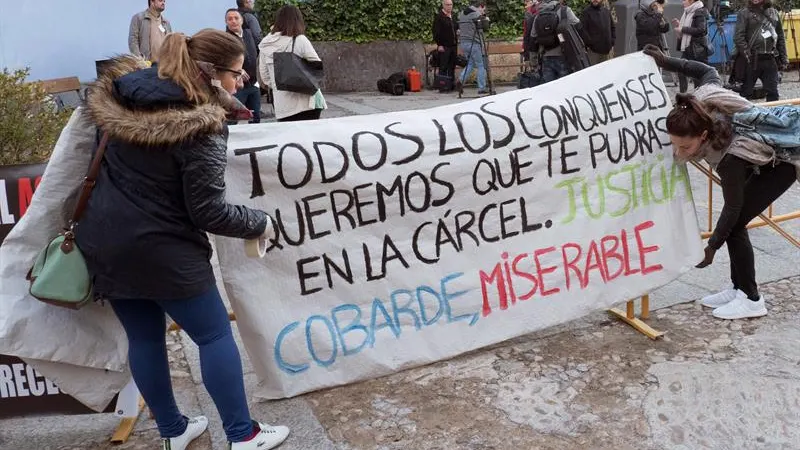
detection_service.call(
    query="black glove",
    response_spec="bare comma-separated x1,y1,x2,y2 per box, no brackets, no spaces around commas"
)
695,246,716,268
779,59,789,71
642,44,666,67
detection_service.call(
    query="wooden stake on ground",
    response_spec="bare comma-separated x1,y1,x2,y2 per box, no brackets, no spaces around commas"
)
608,295,665,340
110,396,145,444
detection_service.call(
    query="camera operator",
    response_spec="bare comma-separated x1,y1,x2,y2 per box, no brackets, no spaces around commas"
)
433,0,459,92
457,0,490,95
733,0,788,102
636,0,670,51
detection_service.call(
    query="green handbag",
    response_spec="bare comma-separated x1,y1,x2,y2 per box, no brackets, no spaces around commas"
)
26,133,109,310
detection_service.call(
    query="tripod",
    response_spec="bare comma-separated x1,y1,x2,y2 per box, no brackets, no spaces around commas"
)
709,12,732,75
458,22,497,99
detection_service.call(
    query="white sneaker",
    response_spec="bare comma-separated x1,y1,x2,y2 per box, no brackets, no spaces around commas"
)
162,416,208,450
700,287,737,308
712,290,767,320
229,421,290,450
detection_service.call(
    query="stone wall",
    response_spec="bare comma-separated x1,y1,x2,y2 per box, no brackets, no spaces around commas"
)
311,40,523,92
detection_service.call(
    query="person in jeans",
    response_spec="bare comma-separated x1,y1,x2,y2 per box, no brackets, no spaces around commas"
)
78,29,289,450
671,0,709,92
580,0,615,65
226,8,262,123
643,44,798,320
456,0,489,95
733,0,788,102
258,5,326,121
531,0,580,83
433,0,459,92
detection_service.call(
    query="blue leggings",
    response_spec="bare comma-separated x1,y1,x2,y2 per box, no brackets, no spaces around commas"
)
110,287,253,441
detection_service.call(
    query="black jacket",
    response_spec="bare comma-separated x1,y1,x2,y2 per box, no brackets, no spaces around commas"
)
580,3,615,54
433,10,458,47
239,7,263,43
635,8,669,50
733,4,788,63
78,57,268,300
228,28,259,87
675,7,709,61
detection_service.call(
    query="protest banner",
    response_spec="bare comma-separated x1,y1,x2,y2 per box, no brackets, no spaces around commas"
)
215,53,704,399
0,163,46,244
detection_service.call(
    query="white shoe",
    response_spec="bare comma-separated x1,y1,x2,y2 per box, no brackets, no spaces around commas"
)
712,290,767,320
229,421,290,450
700,287,737,308
162,416,208,450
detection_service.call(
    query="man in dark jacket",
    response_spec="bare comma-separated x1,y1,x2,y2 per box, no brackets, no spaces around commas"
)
580,0,616,65
733,0,788,101
226,9,261,123
635,0,669,51
433,0,459,92
237,0,263,44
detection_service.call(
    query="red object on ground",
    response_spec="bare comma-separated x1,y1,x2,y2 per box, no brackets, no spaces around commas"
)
406,67,422,92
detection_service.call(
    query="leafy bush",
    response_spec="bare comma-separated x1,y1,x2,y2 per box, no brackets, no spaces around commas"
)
255,0,592,43
0,68,72,166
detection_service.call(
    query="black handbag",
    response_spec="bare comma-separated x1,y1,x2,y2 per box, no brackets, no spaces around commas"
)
273,36,323,95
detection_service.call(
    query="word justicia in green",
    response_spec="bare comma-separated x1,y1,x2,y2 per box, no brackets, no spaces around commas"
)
555,156,693,224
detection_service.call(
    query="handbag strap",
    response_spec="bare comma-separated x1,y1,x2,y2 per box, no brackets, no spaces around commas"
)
70,132,109,225
291,36,296,53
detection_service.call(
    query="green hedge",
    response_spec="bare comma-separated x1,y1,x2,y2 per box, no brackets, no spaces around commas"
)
255,0,591,43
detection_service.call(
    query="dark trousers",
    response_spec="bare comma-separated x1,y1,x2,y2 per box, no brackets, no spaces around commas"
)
725,162,796,300
542,56,570,83
678,50,707,93
278,108,322,122
234,84,262,123
110,286,254,442
438,46,457,78
741,54,780,102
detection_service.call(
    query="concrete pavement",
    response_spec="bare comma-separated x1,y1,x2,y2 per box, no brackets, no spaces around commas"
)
1,80,799,450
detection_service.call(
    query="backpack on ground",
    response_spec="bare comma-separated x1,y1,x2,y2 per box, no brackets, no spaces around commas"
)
534,7,562,50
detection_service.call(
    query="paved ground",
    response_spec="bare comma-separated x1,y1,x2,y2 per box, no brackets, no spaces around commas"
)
1,74,799,450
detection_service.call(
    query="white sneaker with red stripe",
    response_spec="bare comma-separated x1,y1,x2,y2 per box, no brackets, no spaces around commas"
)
229,421,290,450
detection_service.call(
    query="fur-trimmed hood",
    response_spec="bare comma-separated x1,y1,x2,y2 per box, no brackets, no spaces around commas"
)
85,55,227,147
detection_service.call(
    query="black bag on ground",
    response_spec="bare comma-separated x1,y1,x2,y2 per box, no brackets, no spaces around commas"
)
434,73,454,91
518,70,543,89
377,72,406,95
273,37,323,95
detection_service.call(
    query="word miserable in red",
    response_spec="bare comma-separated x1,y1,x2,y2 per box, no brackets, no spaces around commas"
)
479,220,662,316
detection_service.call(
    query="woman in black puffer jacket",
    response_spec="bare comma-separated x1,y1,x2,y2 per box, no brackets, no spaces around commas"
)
77,29,289,450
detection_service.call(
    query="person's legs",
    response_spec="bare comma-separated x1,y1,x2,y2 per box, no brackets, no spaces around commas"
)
679,51,691,92
473,43,487,91
725,162,797,300
555,56,570,79
459,43,475,85
109,299,187,438
739,58,758,99
157,287,254,443
759,56,780,102
246,85,262,123
542,56,559,83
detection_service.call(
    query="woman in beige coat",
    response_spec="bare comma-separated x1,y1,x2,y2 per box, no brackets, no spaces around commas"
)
258,5,326,121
